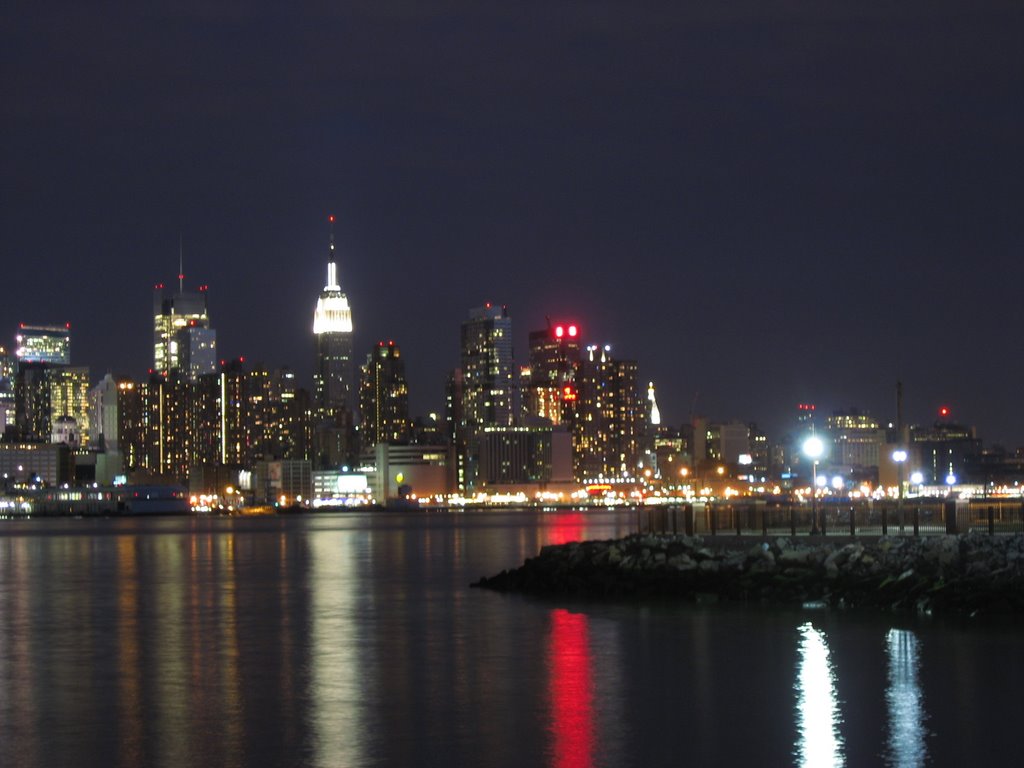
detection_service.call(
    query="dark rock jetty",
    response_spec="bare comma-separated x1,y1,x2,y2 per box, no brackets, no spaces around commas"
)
472,532,1024,615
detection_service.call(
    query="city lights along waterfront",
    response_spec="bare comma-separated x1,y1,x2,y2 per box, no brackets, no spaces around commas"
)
3,214,1024,514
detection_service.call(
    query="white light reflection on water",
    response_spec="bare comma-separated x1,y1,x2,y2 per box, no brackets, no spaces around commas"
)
310,531,367,767
795,622,845,767
885,629,927,767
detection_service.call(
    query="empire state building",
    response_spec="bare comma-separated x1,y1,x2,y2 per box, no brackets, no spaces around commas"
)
312,215,354,420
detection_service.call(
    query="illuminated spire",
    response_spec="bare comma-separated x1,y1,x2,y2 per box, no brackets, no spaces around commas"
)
325,214,339,290
178,233,184,293
648,381,661,426
313,214,352,334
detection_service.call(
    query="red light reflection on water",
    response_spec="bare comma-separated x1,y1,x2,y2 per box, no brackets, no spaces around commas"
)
547,609,595,768
549,512,587,546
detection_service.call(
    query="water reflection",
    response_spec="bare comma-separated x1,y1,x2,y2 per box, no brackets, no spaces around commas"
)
309,531,366,767
885,629,927,767
795,623,845,767
547,609,595,768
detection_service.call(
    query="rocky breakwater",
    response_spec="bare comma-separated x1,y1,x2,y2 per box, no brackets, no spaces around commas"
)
472,532,1024,615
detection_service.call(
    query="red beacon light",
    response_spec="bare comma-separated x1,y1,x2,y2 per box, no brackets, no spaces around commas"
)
568,324,578,337
555,325,564,338
939,406,951,418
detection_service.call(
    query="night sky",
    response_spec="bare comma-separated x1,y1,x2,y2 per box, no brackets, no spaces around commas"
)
3,2,1022,444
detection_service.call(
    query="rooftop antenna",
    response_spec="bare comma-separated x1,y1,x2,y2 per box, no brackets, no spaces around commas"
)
326,214,339,289
178,233,184,293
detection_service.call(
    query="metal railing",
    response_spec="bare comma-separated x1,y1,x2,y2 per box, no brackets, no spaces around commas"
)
636,499,1024,537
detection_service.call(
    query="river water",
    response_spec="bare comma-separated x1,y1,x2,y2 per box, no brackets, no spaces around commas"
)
0,509,1020,767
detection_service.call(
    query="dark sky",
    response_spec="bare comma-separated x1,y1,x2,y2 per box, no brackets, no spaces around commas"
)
3,1,1022,444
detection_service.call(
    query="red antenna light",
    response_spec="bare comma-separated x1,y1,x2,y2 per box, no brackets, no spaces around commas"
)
329,215,335,223
568,324,578,337
555,325,564,338
939,406,950,418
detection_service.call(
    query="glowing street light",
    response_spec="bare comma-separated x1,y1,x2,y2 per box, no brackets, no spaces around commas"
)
892,448,908,530
803,435,825,535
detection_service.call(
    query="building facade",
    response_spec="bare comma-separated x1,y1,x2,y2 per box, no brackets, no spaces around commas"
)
573,345,641,482
359,341,410,449
153,283,212,377
458,304,515,488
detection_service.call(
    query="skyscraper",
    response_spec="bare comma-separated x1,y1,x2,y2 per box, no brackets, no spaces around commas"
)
312,216,355,467
525,319,581,426
15,323,71,365
458,303,515,488
573,344,641,482
312,216,354,414
153,277,214,377
359,341,410,450
460,304,514,429
47,366,91,446
0,346,15,435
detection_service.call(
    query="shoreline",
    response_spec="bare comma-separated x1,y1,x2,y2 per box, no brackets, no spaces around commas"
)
471,532,1024,616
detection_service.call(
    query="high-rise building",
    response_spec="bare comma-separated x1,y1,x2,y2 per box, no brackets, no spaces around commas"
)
458,303,515,488
0,346,15,436
525,320,581,426
312,217,354,417
12,363,90,445
359,341,410,449
14,363,51,441
175,324,218,380
153,279,213,377
460,304,514,427
47,366,91,446
826,409,886,469
312,217,355,468
15,323,71,365
573,344,641,482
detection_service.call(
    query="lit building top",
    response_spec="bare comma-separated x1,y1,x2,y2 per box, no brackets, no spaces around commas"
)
16,323,71,365
648,381,661,426
313,216,353,335
153,278,211,376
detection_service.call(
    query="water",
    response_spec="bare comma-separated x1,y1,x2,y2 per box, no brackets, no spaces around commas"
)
1,510,1021,767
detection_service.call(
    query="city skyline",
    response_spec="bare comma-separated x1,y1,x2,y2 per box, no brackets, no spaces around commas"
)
3,2,1021,444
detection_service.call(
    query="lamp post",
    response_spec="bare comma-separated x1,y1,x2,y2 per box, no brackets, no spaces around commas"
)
892,449,907,532
803,435,825,535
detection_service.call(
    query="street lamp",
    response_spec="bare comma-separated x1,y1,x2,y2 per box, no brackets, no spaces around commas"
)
892,449,907,530
803,435,825,535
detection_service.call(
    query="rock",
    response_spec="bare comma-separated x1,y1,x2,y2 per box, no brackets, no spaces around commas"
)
779,548,813,566
471,531,1024,615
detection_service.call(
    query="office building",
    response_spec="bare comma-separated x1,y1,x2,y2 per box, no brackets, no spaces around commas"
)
524,319,581,426
312,217,354,416
458,303,515,488
175,324,218,380
15,323,71,365
153,279,212,377
0,346,15,435
573,344,641,482
312,217,355,468
47,366,91,446
359,341,410,450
